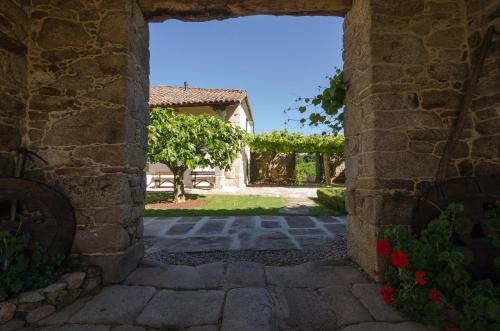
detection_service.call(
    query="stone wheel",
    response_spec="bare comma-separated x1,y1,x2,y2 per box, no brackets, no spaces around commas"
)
0,178,76,256
412,176,500,280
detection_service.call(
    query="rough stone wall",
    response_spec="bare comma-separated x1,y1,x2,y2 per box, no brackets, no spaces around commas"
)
0,0,28,177
22,0,149,283
466,0,500,177
342,0,494,277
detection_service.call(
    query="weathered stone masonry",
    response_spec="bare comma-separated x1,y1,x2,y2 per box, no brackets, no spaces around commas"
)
343,0,500,278
1,0,498,282
0,0,28,177
0,0,150,283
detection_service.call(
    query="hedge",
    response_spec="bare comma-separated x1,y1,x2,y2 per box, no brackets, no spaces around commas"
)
317,188,346,214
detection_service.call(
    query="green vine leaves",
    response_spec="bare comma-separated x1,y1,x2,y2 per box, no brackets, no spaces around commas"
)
285,68,346,136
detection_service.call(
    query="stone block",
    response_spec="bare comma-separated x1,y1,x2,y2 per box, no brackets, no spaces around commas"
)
272,287,336,330
124,266,204,289
136,290,225,327
25,305,56,323
99,11,129,45
340,322,430,331
221,288,276,331
320,285,373,326
371,65,403,83
69,285,155,324
60,174,130,209
266,262,366,288
1,319,25,331
196,262,226,288
42,108,126,146
472,136,500,158
225,262,266,289
84,242,143,283
185,326,219,331
361,152,439,179
371,0,424,17
352,284,406,322
35,325,110,331
425,27,465,48
372,34,428,64
36,18,91,49
196,220,226,235
284,216,315,228
361,130,408,152
74,226,130,254
61,272,87,290
18,291,44,304
0,302,16,323
428,63,469,82
166,223,195,235
421,90,463,110
38,297,92,326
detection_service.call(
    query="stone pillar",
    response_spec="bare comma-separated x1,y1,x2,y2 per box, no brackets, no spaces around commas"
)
343,0,470,278
24,0,149,282
214,167,225,189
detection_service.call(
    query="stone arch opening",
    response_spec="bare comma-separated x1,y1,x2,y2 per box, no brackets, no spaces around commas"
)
1,0,499,282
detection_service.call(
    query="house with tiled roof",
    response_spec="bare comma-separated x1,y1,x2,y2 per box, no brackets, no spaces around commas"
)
147,85,254,190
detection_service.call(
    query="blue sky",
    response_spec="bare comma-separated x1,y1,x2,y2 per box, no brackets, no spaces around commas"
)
149,16,344,134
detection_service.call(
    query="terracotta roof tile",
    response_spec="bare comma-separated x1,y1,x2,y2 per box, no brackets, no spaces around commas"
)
149,86,247,107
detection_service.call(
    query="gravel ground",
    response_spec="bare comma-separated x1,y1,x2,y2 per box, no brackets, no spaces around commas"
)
144,234,347,266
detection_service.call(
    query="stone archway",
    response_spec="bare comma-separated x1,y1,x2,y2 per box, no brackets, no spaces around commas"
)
1,0,498,282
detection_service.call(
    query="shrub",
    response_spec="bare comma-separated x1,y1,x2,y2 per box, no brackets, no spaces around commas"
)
295,161,316,183
378,203,500,331
317,188,346,214
0,223,73,301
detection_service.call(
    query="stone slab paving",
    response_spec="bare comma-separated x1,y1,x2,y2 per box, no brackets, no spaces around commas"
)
22,259,434,331
144,215,346,253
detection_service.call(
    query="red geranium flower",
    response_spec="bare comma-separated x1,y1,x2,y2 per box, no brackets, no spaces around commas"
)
390,249,409,268
428,288,441,304
376,239,392,256
380,286,397,305
415,271,427,285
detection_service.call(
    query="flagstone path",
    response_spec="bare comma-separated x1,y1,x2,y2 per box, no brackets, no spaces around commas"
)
22,259,433,331
144,215,346,253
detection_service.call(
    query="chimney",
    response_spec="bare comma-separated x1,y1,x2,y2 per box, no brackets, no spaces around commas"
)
184,81,189,90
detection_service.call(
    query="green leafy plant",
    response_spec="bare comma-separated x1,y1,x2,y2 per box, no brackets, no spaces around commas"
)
286,67,345,136
316,188,346,214
377,204,500,331
248,130,344,182
148,108,246,203
295,157,316,183
0,222,73,301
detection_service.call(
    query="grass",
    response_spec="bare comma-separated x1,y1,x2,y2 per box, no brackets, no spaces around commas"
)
309,199,344,216
144,192,342,217
145,193,286,217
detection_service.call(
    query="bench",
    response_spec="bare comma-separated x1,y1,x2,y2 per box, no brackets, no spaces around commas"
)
191,170,216,188
149,171,174,188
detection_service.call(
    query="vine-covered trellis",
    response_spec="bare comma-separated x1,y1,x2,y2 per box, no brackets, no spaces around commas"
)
248,130,345,184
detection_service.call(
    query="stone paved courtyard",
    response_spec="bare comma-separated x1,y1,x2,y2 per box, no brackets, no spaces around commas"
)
144,216,346,253
22,259,432,331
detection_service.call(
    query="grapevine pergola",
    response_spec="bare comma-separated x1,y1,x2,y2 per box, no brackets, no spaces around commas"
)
248,130,345,183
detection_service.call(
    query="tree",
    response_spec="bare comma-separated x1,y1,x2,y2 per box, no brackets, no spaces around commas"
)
286,67,346,136
148,108,245,203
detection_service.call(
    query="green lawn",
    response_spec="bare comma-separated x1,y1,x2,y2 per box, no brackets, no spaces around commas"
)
144,193,342,217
